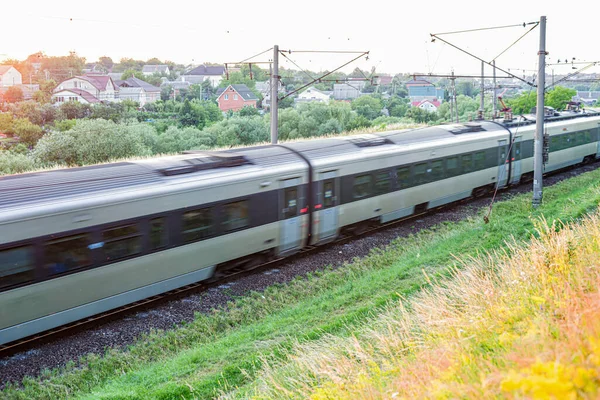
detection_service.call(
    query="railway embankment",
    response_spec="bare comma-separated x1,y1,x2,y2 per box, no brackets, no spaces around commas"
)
3,167,600,399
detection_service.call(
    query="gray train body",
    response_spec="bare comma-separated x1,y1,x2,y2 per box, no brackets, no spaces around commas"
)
1,111,600,345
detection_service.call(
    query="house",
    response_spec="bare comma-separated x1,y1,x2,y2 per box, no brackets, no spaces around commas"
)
376,75,393,86
0,66,22,87
108,72,123,82
116,77,161,103
333,81,366,100
255,81,284,109
142,65,170,76
576,91,600,106
52,88,101,105
160,80,192,100
406,78,444,103
296,87,331,104
182,65,225,86
411,99,441,112
118,87,147,105
215,84,258,112
53,73,118,103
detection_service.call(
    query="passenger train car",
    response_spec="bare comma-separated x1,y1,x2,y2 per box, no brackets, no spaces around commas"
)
1,110,600,345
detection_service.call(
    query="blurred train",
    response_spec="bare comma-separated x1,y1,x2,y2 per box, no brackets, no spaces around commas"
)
1,108,600,345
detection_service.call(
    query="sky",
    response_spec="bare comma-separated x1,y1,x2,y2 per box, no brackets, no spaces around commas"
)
2,0,599,79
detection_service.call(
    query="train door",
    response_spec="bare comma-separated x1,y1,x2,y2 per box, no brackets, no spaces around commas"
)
497,139,509,188
510,136,523,184
319,171,338,240
596,127,600,158
279,178,302,253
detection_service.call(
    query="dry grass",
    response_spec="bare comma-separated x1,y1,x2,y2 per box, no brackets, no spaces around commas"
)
250,213,600,399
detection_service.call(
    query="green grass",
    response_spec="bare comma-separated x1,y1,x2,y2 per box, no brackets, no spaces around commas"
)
3,168,600,399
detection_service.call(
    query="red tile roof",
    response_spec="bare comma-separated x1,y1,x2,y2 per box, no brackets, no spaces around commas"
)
412,99,441,108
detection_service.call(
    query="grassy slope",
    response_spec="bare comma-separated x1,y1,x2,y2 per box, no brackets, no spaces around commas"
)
3,168,600,399
249,198,600,398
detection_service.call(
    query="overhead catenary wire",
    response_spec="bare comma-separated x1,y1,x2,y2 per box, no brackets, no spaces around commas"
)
430,34,536,87
237,48,273,64
491,22,540,62
278,51,370,100
431,22,539,36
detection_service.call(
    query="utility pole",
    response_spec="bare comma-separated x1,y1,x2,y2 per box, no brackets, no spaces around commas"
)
478,61,485,119
533,16,547,208
453,77,458,123
492,60,497,119
270,45,279,144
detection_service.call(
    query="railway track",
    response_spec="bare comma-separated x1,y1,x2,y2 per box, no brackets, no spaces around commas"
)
1,159,598,360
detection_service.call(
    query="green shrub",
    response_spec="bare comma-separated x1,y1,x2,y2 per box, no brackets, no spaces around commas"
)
0,151,37,175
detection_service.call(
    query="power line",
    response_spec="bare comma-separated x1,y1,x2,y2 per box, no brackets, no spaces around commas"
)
430,34,536,87
492,22,539,61
279,51,370,100
431,22,539,36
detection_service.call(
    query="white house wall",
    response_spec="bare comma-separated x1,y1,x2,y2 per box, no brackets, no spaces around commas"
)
0,67,22,87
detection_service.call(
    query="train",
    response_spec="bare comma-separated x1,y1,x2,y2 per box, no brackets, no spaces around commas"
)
1,107,600,346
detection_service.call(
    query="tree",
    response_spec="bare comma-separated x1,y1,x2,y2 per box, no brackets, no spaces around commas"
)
98,56,114,71
507,91,537,115
146,57,163,65
12,118,44,146
546,86,577,111
386,96,409,118
219,71,256,90
121,69,145,80
456,81,476,97
3,86,24,103
40,51,86,81
58,101,91,120
405,107,437,123
0,113,14,133
351,95,383,120
33,79,57,104
238,106,260,117
115,58,143,72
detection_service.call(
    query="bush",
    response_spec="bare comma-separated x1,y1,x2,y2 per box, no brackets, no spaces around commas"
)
153,126,213,154
32,119,154,166
0,151,37,175
203,116,268,147
12,118,44,146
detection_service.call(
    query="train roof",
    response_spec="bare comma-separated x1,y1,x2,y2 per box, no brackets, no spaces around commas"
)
0,119,535,210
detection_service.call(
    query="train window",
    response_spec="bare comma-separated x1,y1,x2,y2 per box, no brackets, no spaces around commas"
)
431,160,444,180
397,167,410,188
374,171,392,195
446,157,459,177
461,154,473,173
150,217,168,249
550,135,560,151
0,246,35,290
474,152,486,170
183,208,213,242
103,224,142,261
323,181,335,208
353,174,372,199
584,130,592,143
414,163,428,184
223,200,249,232
283,188,298,219
45,234,92,275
